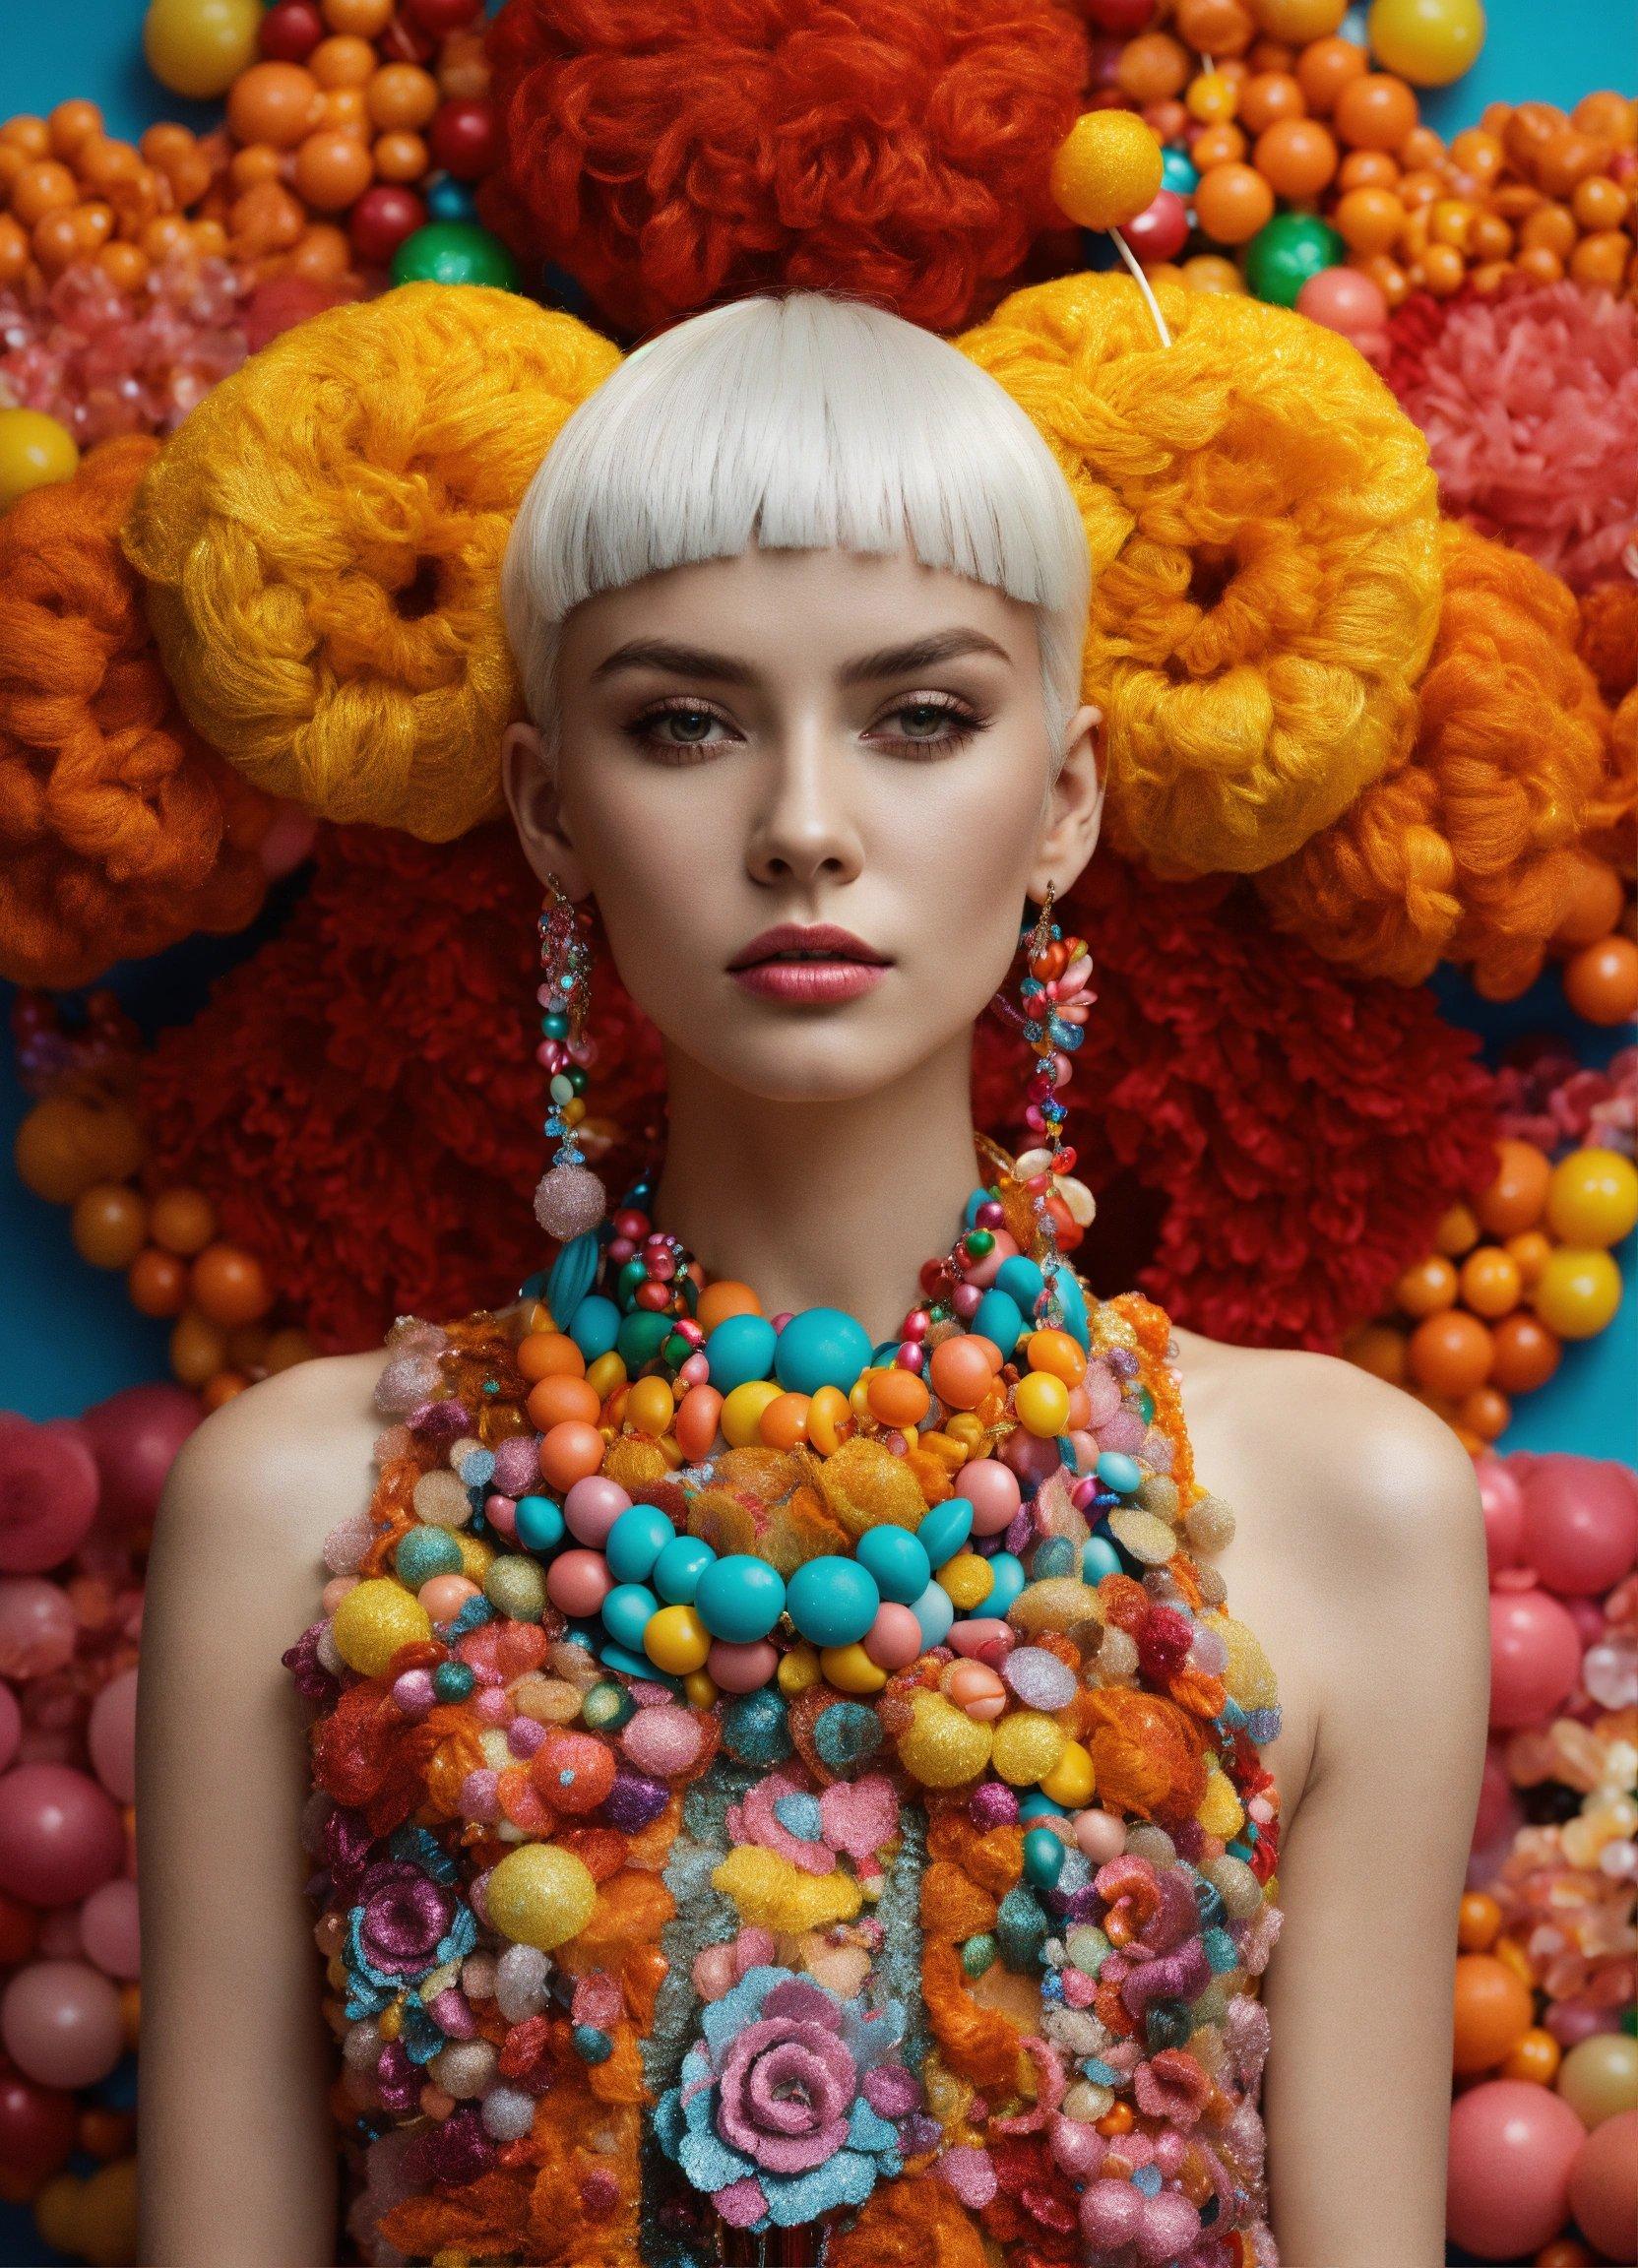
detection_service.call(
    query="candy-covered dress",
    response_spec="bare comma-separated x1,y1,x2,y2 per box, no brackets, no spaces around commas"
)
284,1156,1285,2268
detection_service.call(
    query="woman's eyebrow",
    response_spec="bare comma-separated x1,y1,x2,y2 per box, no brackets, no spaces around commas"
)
588,627,1014,687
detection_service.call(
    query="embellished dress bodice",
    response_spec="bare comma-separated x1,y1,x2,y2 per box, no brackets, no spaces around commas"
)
284,1157,1284,2268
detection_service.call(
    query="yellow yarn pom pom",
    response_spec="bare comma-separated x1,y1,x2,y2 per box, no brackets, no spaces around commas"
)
331,1579,430,1677
1197,1760,1246,1841
122,284,620,841
898,1692,994,1788
713,1847,863,1932
485,1844,598,1950
958,273,1442,875
991,1709,1068,1787
1049,111,1165,232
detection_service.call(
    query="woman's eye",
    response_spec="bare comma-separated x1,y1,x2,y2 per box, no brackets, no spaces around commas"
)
872,696,986,754
624,701,735,760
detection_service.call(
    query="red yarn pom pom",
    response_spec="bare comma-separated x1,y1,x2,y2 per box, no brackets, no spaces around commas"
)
478,0,1089,336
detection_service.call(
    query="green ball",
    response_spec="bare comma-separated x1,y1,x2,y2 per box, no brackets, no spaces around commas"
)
1243,214,1345,308
391,221,519,292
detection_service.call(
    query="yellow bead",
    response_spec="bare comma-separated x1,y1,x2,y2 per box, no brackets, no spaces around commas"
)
1533,1247,1623,1340
625,1374,676,1437
898,1691,993,1787
1197,1762,1245,1840
849,1372,877,1422
820,1642,888,1693
1185,71,1237,123
658,1433,687,1470
683,1669,719,1709
331,1578,431,1677
456,1533,495,1582
807,1385,851,1456
0,408,79,512
644,1604,711,1675
937,1551,995,1611
1040,1738,1096,1809
1545,1148,1638,1248
485,1844,598,1951
921,1430,971,1473
1015,1370,1071,1438
378,2000,402,2041
722,1379,784,1448
1048,109,1166,232
586,1350,627,1398
946,1412,985,1451
779,1642,822,1695
990,1708,1068,1787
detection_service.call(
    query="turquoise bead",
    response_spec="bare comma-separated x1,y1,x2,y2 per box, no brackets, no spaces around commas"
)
433,1660,474,1701
694,1554,787,1644
774,1306,874,1397
616,1309,673,1369
916,1496,974,1568
601,1583,660,1651
653,1535,715,1606
581,1679,634,1733
704,1313,778,1393
995,1255,1044,1316
1097,1451,1142,1495
910,1579,955,1650
1023,1827,1066,1888
598,1639,676,1684
566,1292,620,1362
962,1185,991,1229
961,1932,996,1979
982,1551,1027,1618
972,1288,1024,1355
604,1506,672,1585
854,1524,931,1606
396,1527,463,1587
1051,1264,1091,1350
721,1690,791,1766
786,1556,879,1649
1018,1791,1068,1820
514,1494,565,1553
1082,1535,1121,1583
1162,146,1199,194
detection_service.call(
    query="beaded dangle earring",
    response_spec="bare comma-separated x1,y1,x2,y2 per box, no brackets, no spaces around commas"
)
1002,881,1099,1280
533,873,608,1242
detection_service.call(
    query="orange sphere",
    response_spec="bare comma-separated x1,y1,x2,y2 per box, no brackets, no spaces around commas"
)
1344,1323,1407,1385
0,215,32,286
1514,243,1563,284
367,62,440,131
866,1368,931,1430
264,1327,316,1373
1186,72,1239,125
517,1331,586,1382
928,1334,998,1411
139,121,196,169
1419,243,1466,294
1503,1229,1552,1291
190,1242,274,1327
171,1309,228,1390
1190,122,1248,168
1251,0,1348,34
1458,1385,1510,1442
32,209,87,276
1570,172,1628,227
1195,161,1276,242
1572,91,1635,140
229,179,307,252
1334,73,1419,153
1535,2239,1596,2268
1500,2026,1562,2087
140,213,192,262
372,131,428,183
1521,201,1577,256
1181,252,1246,290
1570,231,1632,286
318,86,370,136
72,1183,149,1270
1407,1309,1493,1399
1448,126,1503,184
1117,32,1191,105
537,1418,606,1491
697,1279,763,1333
149,1186,218,1256
229,142,284,190
1488,1309,1561,1395
310,34,377,89
1552,856,1626,951
1470,210,1513,258
1458,1890,1502,1953
1477,1140,1552,1237
322,0,394,31
1238,72,1305,134
202,1371,251,1411
128,1246,189,1318
1255,116,1338,198
49,100,104,159
0,116,52,158
1434,1202,1480,1258
1452,1953,1535,2075
292,128,373,211
1175,0,1257,55
226,63,324,152
526,1373,602,1431
1295,34,1368,114
1395,1252,1458,1317
1337,147,1401,191
284,220,353,279
757,1391,811,1451
1458,1246,1522,1319
11,159,79,226
1536,131,1604,200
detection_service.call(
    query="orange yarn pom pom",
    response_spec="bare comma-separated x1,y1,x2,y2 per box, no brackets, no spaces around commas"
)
958,272,1442,876
0,434,273,987
1257,526,1618,996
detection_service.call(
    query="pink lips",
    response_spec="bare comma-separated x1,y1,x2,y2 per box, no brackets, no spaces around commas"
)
727,922,890,1005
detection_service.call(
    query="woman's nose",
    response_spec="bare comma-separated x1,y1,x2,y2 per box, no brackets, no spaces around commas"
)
743,724,865,890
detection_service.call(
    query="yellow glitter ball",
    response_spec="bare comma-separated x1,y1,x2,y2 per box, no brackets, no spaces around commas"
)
1039,1737,1096,1809
898,1692,993,1788
456,1533,496,1581
683,1669,718,1709
1107,1507,1178,1566
722,1379,784,1448
331,1579,431,1677
485,1844,598,1951
820,1643,887,1694
714,1847,862,1932
1048,109,1166,233
779,1642,822,1695
1202,1610,1279,1711
991,1709,1068,1787
644,1604,711,1675
1014,1371,1071,1438
1198,1762,1246,1841
937,1552,995,1611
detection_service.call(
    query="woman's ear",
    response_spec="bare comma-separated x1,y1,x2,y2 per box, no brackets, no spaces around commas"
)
1029,701,1104,902
502,720,593,897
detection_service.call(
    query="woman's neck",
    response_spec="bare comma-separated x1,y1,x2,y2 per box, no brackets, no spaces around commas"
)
649,1027,986,1349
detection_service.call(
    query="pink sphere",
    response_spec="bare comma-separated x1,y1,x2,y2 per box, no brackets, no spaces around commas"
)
0,1958,124,2089
706,1640,779,1694
964,1229,1018,1291
545,1548,613,1619
0,1577,77,1678
80,1879,141,1981
0,1764,125,1907
1517,1454,1638,1597
1446,2080,1587,2259
77,1383,200,1536
1488,1587,1584,1730
1476,1453,1526,1578
1124,188,1190,264
1568,2108,1638,2265
562,1475,630,1547
1001,1427,1060,1484
0,1416,99,1574
862,1604,923,1671
1295,266,1389,339
964,1459,1022,1538
87,1670,138,1806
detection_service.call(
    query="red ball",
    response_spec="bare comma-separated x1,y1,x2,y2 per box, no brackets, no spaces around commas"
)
429,97,499,182
1122,186,1190,262
259,0,325,63
349,184,426,266
0,2066,76,2185
1087,0,1156,28
406,0,483,33
378,17,437,64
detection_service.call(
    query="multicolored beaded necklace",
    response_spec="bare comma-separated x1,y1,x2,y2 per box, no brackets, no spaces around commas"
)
288,1136,1286,2268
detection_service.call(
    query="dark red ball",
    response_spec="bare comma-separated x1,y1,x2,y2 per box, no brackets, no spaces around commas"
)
379,17,438,63
0,2067,76,2185
259,0,325,63
428,97,499,182
349,184,427,266
1123,188,1190,262
405,0,483,33
1086,0,1156,30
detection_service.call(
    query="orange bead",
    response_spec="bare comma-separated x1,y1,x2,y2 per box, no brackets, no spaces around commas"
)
1458,1385,1510,1442
1552,855,1625,950
1334,74,1419,154
1407,1309,1493,1400
1488,1309,1561,1395
140,213,192,261
536,1419,605,1491
1477,1140,1552,1237
1571,91,1635,141
31,209,85,275
1194,161,1275,243
1457,1890,1502,1953
230,143,284,190
1428,197,1474,249
1502,1230,1552,1292
71,1184,149,1270
190,1243,274,1327
759,1391,812,1450
696,1279,763,1333
96,239,148,289
1520,201,1577,257
201,1372,250,1412
1337,147,1400,190
171,1309,228,1390
1255,116,1337,199
0,117,52,158
1563,933,1638,1024
1396,1252,1458,1317
1335,184,1406,252
928,1334,998,1412
129,1245,189,1318
1189,122,1248,169
1247,36,1296,73
1433,1202,1480,1259
1295,35,1367,116
367,62,440,131
1344,1323,1407,1385
1514,242,1563,284
1570,172,1628,228
1470,211,1513,259
674,1383,723,1460
1458,1246,1521,1319
1398,166,1443,211
1116,32,1191,105
1237,72,1304,134
49,99,104,159
0,214,32,286
310,33,378,88
1144,99,1190,146
1419,241,1467,295
1249,0,1349,35
1570,230,1630,287
1535,2239,1596,2268
865,1367,931,1430
1180,252,1245,290
1175,0,1257,54
11,158,78,225
1536,130,1604,200
1500,2026,1561,2086
1186,73,1239,125
517,1330,586,1382
284,220,353,279
149,1186,217,1256
372,130,428,183
1452,1953,1535,2075
322,0,395,31
318,87,371,137
1448,126,1502,184
140,121,195,169
1397,124,1445,171
526,1372,602,1431
227,63,324,151
229,179,307,252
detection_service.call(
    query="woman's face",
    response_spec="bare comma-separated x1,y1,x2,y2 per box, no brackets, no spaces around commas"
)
504,542,1102,1105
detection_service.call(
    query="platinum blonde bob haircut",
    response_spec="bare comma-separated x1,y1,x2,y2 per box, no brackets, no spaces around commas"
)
500,289,1093,776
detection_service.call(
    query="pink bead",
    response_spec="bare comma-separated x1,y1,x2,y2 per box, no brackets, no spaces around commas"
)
975,1201,1006,1229
949,1618,1012,1660
902,1310,929,1341
862,1604,922,1670
546,1549,613,1619
894,1343,924,1372
420,1574,478,1623
963,1458,1022,1537
392,1669,435,1717
563,1476,631,1546
484,1493,518,1539
1074,1808,1127,1862
473,1686,510,1726
321,1575,357,1614
951,1283,981,1320
1082,1363,1122,1427
1295,265,1389,340
1003,1427,1061,1483
692,1943,737,2000
948,1661,1007,1720
964,1229,1018,1291
707,1639,779,1693
677,1353,710,1388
